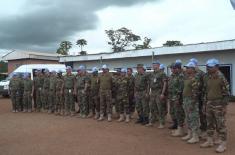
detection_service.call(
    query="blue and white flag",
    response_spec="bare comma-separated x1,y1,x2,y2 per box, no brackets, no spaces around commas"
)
231,0,235,10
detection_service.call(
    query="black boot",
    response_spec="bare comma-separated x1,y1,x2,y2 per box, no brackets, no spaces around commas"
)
168,119,178,129
142,117,149,125
135,115,143,124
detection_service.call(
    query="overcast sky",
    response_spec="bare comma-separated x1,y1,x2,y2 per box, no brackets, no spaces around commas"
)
0,0,235,55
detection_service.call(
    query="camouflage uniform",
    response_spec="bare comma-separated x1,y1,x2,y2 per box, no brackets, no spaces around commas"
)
203,72,230,141
56,75,64,115
112,74,120,114
183,75,200,134
90,74,100,116
149,70,167,125
48,74,57,113
23,78,33,112
9,76,22,112
63,73,76,115
99,72,112,116
42,75,50,110
135,72,149,122
76,74,90,117
168,72,185,127
34,74,44,111
116,76,129,115
127,74,135,114
18,76,24,111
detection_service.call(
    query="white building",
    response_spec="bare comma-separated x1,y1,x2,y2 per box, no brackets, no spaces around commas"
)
60,39,235,95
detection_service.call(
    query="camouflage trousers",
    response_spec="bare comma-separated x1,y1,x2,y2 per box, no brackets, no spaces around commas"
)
10,90,21,111
42,88,49,110
116,94,129,115
89,91,99,114
169,99,185,127
49,90,56,112
135,91,149,118
23,91,32,110
183,97,199,133
199,96,207,131
206,100,227,141
64,88,75,113
55,91,64,113
129,92,135,113
149,91,167,124
100,90,112,115
77,89,89,115
35,88,43,111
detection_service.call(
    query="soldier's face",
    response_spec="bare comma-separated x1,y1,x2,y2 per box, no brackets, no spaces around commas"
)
186,67,194,74
153,64,160,70
137,67,144,73
66,69,72,74
127,69,132,75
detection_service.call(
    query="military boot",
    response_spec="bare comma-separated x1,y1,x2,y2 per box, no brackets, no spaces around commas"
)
158,123,165,129
125,115,130,123
187,132,199,144
142,117,149,125
215,141,226,153
108,114,112,122
87,112,93,118
169,119,178,129
182,129,192,141
117,114,124,122
135,115,143,124
98,114,104,121
200,137,214,148
94,112,99,120
172,126,184,137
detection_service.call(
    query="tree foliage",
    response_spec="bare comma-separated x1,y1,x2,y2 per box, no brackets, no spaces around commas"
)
80,51,87,55
134,37,152,50
76,39,87,52
105,27,141,52
56,41,72,55
163,40,183,47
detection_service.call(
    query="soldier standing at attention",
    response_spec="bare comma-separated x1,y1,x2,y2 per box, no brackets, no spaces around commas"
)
134,64,150,125
112,69,121,117
89,67,100,119
127,68,135,117
23,73,33,113
200,59,230,153
116,68,130,123
147,61,168,128
75,65,90,118
63,66,76,116
18,74,24,112
9,73,20,112
181,62,200,144
168,62,185,137
34,70,42,112
42,69,50,112
55,70,64,115
48,70,57,114
98,64,113,122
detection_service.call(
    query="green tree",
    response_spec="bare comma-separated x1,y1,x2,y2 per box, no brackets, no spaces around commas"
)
57,41,72,55
105,27,141,52
163,40,183,47
134,37,152,50
76,39,87,52
79,51,87,55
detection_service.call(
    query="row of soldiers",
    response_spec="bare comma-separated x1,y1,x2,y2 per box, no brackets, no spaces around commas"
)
9,58,230,153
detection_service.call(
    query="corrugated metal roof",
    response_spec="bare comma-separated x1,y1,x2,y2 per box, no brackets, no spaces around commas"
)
60,39,235,62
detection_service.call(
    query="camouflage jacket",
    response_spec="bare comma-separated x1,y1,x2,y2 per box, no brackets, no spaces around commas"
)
168,72,184,101
134,72,149,92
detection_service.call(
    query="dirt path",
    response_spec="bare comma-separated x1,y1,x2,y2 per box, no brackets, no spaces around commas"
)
0,97,234,155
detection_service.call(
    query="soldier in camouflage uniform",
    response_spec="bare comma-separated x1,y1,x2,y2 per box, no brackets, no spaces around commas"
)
89,67,100,119
48,70,57,114
18,74,24,112
75,65,91,118
23,73,33,113
127,68,135,117
134,64,150,125
55,70,64,115
33,70,43,112
146,61,168,128
116,68,130,123
112,69,121,116
189,58,207,139
168,62,185,137
9,73,21,112
200,59,230,153
181,62,200,144
63,66,76,116
42,69,50,112
98,64,113,122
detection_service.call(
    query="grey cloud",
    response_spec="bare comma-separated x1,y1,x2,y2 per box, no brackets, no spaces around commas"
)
0,0,159,52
